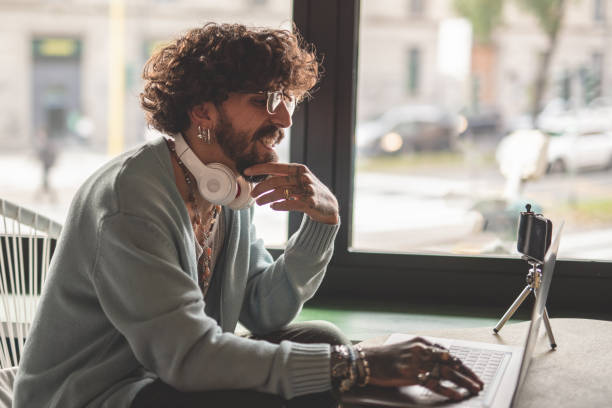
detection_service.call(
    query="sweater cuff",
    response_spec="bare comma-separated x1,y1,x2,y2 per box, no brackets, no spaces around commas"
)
292,215,340,256
287,342,332,397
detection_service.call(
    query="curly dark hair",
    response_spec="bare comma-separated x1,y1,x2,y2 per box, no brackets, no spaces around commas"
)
140,23,320,134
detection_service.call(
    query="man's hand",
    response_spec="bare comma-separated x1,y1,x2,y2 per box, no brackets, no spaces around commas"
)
245,163,339,225
364,337,484,401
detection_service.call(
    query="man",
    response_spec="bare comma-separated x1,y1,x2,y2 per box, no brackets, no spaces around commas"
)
14,23,482,407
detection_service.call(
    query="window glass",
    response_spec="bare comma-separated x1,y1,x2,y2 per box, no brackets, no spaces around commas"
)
0,0,292,246
354,0,612,260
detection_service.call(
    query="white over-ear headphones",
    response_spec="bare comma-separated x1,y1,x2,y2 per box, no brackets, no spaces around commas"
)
173,133,254,210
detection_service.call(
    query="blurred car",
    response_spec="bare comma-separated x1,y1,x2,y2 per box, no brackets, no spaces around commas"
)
535,98,574,134
462,107,502,139
535,98,612,136
509,99,584,134
356,105,463,156
547,128,612,173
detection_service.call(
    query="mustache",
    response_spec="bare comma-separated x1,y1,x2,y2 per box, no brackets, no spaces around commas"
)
253,126,284,145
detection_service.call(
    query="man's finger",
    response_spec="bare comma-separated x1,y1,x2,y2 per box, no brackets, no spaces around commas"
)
439,356,483,388
245,163,304,177
440,365,482,395
423,378,467,401
255,188,293,206
251,175,300,197
452,363,484,388
407,337,434,346
270,198,308,212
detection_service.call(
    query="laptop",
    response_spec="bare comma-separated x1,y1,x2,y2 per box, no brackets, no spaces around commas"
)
343,222,564,408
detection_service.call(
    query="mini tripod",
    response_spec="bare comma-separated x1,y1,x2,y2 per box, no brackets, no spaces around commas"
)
493,260,557,349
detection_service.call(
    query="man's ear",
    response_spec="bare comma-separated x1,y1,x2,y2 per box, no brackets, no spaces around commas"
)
188,102,217,128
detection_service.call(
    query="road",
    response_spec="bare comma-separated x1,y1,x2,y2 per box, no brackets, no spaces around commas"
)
353,167,612,260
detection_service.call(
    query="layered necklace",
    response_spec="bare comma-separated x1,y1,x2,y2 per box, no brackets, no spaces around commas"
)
165,137,221,296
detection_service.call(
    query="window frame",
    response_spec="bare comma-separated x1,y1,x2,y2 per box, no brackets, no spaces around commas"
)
286,0,612,315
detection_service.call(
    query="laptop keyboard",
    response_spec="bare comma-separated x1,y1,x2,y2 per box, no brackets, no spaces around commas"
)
418,345,510,407
451,345,507,386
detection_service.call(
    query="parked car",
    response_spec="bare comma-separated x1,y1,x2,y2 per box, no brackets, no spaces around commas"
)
534,98,612,136
356,105,462,156
547,128,612,173
462,107,503,139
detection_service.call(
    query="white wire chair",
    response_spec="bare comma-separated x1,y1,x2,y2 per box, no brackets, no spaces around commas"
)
0,199,62,368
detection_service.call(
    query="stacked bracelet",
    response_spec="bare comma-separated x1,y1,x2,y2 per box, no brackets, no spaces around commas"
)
330,345,357,392
355,345,371,387
330,345,371,392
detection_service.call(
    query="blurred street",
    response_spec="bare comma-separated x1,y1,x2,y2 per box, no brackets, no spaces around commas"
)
2,148,612,260
0,147,291,245
353,168,612,260
1,148,109,222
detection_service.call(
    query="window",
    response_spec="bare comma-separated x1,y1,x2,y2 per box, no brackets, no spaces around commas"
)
292,0,611,312
352,0,612,261
0,0,292,247
3,0,609,312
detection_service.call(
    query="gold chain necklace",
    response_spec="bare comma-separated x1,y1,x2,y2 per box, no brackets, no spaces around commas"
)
165,137,220,295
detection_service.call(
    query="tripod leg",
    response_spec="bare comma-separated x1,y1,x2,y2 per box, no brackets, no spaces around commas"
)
542,307,557,349
494,286,531,333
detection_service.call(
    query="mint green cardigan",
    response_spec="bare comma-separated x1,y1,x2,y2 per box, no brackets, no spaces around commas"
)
13,137,339,407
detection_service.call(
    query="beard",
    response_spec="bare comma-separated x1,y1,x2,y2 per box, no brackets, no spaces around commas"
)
214,110,284,183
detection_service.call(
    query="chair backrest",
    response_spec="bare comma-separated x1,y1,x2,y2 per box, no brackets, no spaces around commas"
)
0,199,62,367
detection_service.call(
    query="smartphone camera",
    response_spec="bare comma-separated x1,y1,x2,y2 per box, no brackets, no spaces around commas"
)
517,204,552,264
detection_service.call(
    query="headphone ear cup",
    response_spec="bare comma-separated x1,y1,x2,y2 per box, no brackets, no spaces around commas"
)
228,178,254,210
199,163,238,205
172,133,239,205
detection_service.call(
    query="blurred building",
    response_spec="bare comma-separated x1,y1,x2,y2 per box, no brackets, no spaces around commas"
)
0,0,290,152
0,0,611,152
358,0,612,129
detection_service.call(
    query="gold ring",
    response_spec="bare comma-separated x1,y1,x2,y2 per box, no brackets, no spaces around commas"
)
438,351,451,362
283,188,291,200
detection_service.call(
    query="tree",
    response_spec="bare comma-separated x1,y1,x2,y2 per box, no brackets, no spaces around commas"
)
453,0,504,112
454,0,571,125
453,0,504,45
514,0,568,125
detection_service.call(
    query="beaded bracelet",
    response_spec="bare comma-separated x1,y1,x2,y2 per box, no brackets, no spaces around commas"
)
355,345,371,387
330,345,357,393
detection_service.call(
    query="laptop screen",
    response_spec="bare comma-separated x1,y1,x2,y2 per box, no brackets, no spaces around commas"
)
511,221,564,405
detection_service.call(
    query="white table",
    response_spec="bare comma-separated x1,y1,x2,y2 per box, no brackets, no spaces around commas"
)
343,318,612,408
